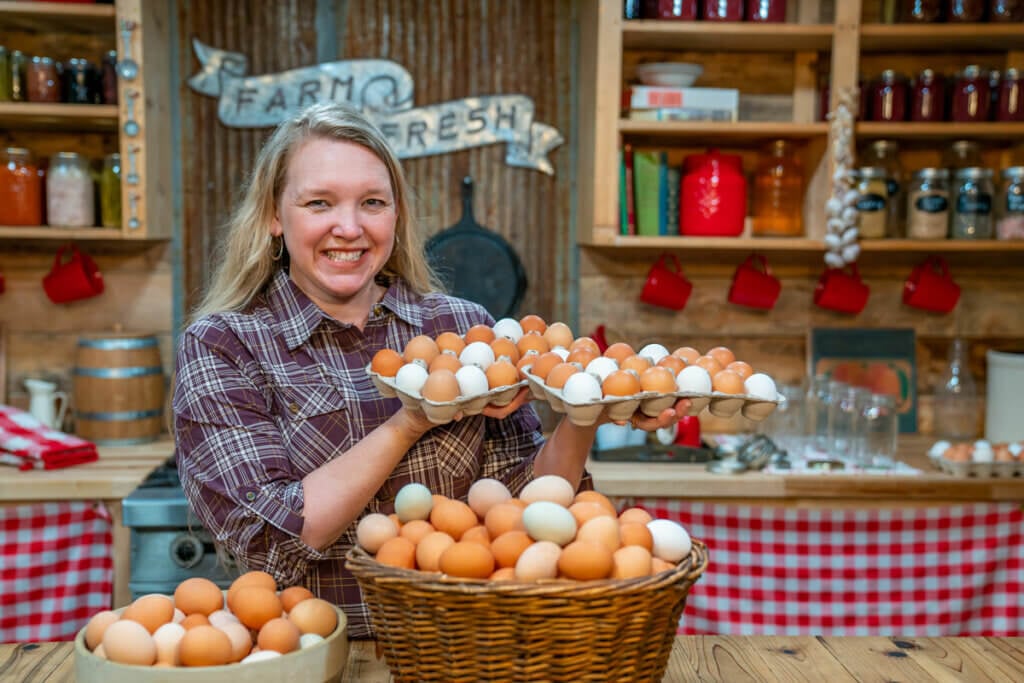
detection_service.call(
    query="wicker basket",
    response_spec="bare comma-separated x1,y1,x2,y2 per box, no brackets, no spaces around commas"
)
345,539,708,682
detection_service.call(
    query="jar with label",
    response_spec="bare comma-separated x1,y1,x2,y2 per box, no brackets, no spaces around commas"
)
952,65,991,123
856,167,889,239
951,167,994,239
752,139,803,236
0,147,43,226
100,153,122,229
870,70,907,122
863,140,904,237
997,68,1022,122
910,69,945,122
47,152,95,227
902,0,943,21
906,168,950,240
996,166,1024,240
27,56,60,103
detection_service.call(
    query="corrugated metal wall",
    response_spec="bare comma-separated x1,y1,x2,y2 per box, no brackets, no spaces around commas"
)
176,0,577,325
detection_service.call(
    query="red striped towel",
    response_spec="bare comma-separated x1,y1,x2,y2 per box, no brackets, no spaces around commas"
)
0,405,98,470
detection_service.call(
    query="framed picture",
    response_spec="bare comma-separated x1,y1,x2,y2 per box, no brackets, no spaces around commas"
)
809,327,917,433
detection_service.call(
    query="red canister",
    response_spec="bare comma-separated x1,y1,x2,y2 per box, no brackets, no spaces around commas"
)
680,149,746,237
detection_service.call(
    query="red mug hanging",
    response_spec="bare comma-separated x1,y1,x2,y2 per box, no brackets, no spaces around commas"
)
903,255,961,314
813,263,870,315
728,253,782,310
42,244,105,304
639,252,692,311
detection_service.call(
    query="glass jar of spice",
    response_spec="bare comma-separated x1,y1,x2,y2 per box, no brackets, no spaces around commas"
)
100,153,122,229
0,147,43,226
47,152,95,227
906,168,950,240
27,56,60,103
911,69,945,122
870,70,907,122
997,68,1022,122
856,167,889,239
952,65,991,123
951,167,994,239
996,167,1024,240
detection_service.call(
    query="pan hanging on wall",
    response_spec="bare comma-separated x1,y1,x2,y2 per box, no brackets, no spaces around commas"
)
425,176,528,320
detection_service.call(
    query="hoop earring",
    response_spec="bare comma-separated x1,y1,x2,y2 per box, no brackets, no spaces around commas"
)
271,236,284,261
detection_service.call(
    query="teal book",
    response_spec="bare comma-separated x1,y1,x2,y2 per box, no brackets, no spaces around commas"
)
619,149,628,235
633,149,663,237
665,165,681,236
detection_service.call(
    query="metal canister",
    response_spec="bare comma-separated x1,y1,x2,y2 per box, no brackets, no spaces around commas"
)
951,167,994,240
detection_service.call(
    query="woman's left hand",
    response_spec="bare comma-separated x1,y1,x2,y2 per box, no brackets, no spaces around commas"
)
481,387,532,419
620,397,692,431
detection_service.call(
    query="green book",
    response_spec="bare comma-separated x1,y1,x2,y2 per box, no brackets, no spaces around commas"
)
633,150,662,237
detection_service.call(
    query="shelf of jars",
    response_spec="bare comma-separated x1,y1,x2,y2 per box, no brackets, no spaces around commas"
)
0,1,115,33
621,21,834,52
0,102,118,132
859,24,1024,53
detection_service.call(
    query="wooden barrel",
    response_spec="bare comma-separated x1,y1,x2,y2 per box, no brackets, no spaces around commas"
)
72,334,165,445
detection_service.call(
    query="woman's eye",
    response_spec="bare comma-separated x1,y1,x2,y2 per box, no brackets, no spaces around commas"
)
365,198,389,208
306,199,328,208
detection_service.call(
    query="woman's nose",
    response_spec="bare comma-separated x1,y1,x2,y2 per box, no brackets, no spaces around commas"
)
331,206,363,238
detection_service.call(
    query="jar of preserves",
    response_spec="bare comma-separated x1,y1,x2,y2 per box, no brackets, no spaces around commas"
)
27,56,60,103
0,147,43,226
996,166,1024,240
906,168,950,240
0,46,9,102
752,139,803,236
902,0,943,21
988,70,1002,122
944,140,983,170
100,153,122,229
910,69,945,122
990,0,1024,21
856,167,889,239
9,50,27,102
47,152,95,227
62,58,96,104
997,68,1022,122
947,0,986,20
703,0,743,20
870,70,907,122
952,65,991,123
101,50,118,105
951,167,994,239
746,0,786,22
680,149,747,236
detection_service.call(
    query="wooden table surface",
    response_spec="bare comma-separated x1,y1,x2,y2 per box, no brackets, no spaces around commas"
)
4,635,1024,682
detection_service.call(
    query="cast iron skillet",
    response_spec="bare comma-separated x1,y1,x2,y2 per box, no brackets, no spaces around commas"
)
425,176,528,319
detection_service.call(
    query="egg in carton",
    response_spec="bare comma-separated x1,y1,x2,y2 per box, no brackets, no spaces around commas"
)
366,363,526,423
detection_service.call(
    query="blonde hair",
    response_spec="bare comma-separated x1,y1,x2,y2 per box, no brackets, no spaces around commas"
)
191,102,440,320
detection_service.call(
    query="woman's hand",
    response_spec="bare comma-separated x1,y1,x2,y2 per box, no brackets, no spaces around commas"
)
617,397,692,431
481,387,532,419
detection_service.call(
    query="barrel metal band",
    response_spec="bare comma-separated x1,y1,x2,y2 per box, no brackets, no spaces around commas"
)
78,408,163,421
73,366,163,378
91,436,160,446
78,337,158,350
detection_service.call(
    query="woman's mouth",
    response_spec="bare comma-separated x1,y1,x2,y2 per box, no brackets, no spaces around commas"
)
324,249,365,263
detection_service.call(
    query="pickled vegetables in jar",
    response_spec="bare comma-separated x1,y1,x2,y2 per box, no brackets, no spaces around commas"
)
0,147,43,226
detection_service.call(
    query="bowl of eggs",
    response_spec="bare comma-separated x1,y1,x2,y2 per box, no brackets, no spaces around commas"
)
345,477,708,682
74,573,348,683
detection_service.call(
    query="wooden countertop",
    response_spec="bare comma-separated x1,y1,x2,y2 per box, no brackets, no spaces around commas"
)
4,635,1023,682
0,439,173,502
587,434,1024,502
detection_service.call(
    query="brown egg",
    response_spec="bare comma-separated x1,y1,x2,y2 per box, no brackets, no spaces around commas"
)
486,359,520,389
279,585,315,612
85,610,120,651
694,355,723,376
620,354,653,375
640,366,677,393
491,530,533,568
428,351,463,374
370,348,404,377
576,515,621,554
403,334,440,365
490,337,521,365
601,369,642,397
651,557,676,574
420,368,461,402
387,513,403,532
227,570,278,612
712,369,746,394
526,351,564,380
484,502,526,538
726,360,754,379
123,594,175,634
618,507,653,525
519,314,547,335
399,518,436,545
612,546,653,579
671,346,701,364
566,346,599,368
657,355,687,376
543,322,574,349
619,522,654,551
288,598,338,637
174,577,224,616
231,586,283,630
415,531,456,571
995,444,1014,462
558,540,613,580
707,345,736,368
180,613,211,630
944,444,971,462
101,619,157,666
431,499,479,540
570,337,601,356
465,324,496,345
517,332,551,357
436,331,467,356
573,490,618,515
516,352,539,379
545,362,581,389
461,525,492,548
375,536,417,569
439,541,495,579
569,501,614,527
604,342,636,364
178,625,233,667
490,567,518,581
257,617,301,655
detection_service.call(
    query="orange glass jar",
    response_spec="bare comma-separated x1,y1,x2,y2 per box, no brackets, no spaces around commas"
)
0,147,43,226
752,140,804,236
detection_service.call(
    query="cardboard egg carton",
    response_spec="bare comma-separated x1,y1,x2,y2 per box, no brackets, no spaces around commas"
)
928,453,1024,478
520,367,780,427
367,365,528,424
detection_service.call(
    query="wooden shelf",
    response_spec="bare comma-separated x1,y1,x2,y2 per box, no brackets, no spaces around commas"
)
859,24,1024,52
857,122,1024,141
0,103,118,132
619,120,828,142
0,226,125,240
583,236,1024,253
860,239,1024,252
0,1,114,33
622,21,834,52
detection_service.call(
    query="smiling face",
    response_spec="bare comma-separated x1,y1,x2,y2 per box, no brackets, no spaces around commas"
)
271,137,397,324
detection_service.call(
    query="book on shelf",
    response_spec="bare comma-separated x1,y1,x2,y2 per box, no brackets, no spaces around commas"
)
625,86,740,122
633,149,681,237
627,108,737,122
619,144,636,235
665,165,681,236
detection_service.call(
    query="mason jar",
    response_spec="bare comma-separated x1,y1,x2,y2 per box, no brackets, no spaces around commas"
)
951,167,994,239
47,152,95,227
906,168,950,240
855,167,889,239
100,152,122,228
996,166,1024,240
0,147,43,226
0,46,10,102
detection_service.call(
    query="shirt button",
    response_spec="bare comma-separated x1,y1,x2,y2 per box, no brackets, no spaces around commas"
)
246,491,256,502
289,403,299,414
373,305,383,316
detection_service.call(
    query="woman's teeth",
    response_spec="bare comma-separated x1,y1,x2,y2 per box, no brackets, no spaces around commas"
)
325,250,363,262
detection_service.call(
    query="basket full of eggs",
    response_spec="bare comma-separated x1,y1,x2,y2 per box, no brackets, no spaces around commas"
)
345,477,709,683
367,315,781,425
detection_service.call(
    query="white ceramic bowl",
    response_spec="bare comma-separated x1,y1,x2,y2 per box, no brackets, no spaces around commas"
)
635,62,704,88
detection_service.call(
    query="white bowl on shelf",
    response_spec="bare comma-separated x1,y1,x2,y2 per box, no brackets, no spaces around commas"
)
635,62,704,88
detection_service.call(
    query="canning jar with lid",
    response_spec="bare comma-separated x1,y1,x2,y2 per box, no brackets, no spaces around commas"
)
997,68,1022,122
911,69,945,122
990,0,1024,21
944,140,982,170
63,58,96,104
952,65,991,123
703,0,744,20
752,139,803,236
862,140,904,237
947,0,986,21
996,166,1024,240
9,50,27,102
27,56,60,103
856,167,889,239
902,0,943,21
47,152,95,227
870,70,907,122
906,168,950,240
101,50,118,105
746,0,786,21
0,147,43,226
951,167,994,239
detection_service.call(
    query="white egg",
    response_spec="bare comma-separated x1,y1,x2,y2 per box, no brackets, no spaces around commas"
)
492,318,524,343
552,347,570,360
675,365,712,393
522,501,578,546
394,362,429,395
459,341,496,370
207,609,240,629
356,513,399,552
241,650,282,664
519,474,576,507
972,441,994,463
394,482,434,522
514,541,562,581
647,519,692,563
455,364,490,397
561,372,602,404
743,373,777,400
468,478,512,518
929,440,952,457
152,622,186,665
585,356,620,382
1009,443,1022,457
638,343,670,364
299,633,325,649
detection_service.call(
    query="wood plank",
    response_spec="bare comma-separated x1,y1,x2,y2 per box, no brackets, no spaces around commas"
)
857,122,1024,141
860,24,1024,52
622,22,834,52
896,637,1024,683
816,636,955,682
669,635,859,682
619,120,829,139
0,1,114,33
0,103,118,132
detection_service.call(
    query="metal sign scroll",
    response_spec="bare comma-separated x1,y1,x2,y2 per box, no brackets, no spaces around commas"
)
188,39,563,175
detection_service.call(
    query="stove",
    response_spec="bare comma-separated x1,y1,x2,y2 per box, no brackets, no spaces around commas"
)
122,458,240,599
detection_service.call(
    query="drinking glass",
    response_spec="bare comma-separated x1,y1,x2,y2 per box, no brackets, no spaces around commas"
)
862,393,898,465
807,375,839,453
757,383,805,456
828,384,866,465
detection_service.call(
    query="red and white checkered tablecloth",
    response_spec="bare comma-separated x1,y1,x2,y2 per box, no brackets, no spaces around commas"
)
638,500,1024,637
0,501,113,643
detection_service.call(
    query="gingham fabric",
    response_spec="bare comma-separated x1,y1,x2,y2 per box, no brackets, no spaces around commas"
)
640,500,1024,636
0,502,113,643
0,405,98,470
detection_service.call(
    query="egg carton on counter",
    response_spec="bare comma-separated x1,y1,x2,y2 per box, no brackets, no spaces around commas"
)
927,453,1023,478
367,365,527,424
521,368,780,427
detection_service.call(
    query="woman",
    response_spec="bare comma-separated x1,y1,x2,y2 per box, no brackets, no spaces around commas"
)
173,101,686,637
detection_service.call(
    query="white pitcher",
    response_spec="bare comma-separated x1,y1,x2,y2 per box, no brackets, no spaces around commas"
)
24,378,69,430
